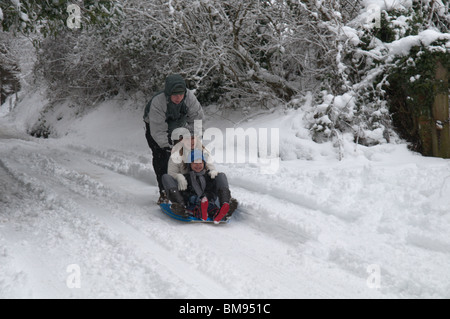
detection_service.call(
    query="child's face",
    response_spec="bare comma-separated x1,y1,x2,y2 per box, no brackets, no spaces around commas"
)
191,161,204,173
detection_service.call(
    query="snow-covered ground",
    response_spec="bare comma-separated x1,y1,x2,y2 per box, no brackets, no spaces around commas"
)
1,90,450,299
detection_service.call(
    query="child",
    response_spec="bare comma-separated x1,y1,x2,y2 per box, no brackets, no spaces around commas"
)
162,150,238,222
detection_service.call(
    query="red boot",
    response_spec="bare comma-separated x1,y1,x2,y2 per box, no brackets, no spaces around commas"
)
200,197,209,221
213,203,230,223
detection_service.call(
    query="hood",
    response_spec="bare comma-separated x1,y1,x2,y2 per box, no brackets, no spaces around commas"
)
164,74,186,96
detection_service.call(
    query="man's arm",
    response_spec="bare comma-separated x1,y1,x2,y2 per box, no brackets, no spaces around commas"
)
149,94,171,149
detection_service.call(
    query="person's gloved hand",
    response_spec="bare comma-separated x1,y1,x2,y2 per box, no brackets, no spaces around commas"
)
176,174,188,191
209,170,219,179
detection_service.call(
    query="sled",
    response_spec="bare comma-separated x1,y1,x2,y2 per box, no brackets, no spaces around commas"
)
159,203,231,224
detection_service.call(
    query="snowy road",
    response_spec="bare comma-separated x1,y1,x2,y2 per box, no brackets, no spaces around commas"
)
1,104,450,299
0,132,373,298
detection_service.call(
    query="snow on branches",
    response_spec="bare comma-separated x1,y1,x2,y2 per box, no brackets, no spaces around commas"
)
4,0,448,152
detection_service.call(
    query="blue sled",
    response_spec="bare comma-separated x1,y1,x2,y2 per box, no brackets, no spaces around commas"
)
160,203,230,224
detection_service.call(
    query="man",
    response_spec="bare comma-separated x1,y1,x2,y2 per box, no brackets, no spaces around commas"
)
144,74,204,204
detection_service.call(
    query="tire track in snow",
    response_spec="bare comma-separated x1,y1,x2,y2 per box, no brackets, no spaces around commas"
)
226,184,385,297
226,167,450,298
65,144,156,186
231,188,320,246
0,158,77,298
57,144,390,298
5,136,443,298
14,142,371,298
0,142,235,298
229,175,360,222
54,147,299,297
57,146,343,297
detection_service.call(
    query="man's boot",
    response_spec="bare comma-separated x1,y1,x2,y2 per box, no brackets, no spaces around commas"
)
166,188,186,216
157,190,169,205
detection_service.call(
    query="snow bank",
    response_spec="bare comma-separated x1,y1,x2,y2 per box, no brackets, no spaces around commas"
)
44,97,146,153
2,89,48,133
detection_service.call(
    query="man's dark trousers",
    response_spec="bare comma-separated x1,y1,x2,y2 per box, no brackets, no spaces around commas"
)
145,123,171,194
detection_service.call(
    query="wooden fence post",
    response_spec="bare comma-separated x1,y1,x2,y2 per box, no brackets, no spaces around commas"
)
431,60,450,158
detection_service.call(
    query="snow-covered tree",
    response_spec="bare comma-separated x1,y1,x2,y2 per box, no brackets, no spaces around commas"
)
306,0,449,151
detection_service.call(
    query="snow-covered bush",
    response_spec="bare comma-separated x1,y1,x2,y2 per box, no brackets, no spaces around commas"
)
1,0,124,104
32,0,373,107
386,37,450,153
31,0,316,106
306,0,449,150
108,0,306,106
